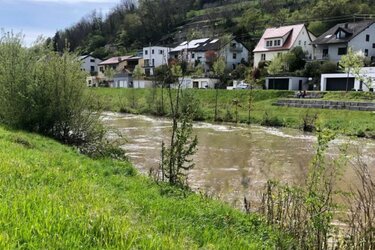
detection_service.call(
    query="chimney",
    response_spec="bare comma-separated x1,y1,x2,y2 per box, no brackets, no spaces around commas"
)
344,23,349,28
118,57,122,62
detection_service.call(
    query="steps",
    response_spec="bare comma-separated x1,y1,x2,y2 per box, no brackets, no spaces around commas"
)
274,99,375,111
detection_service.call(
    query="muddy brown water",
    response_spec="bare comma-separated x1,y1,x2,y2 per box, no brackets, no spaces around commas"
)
103,112,375,208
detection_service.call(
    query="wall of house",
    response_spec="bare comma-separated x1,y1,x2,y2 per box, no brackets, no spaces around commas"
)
292,27,315,60
143,46,171,69
81,56,102,73
253,50,287,68
349,23,375,60
222,40,249,70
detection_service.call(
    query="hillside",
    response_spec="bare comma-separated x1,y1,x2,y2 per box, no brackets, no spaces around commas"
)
0,126,284,248
50,0,375,59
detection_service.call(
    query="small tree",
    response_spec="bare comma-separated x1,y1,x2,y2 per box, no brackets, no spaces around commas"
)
213,57,226,121
104,67,116,87
159,63,198,188
267,55,284,88
339,48,364,92
132,64,143,89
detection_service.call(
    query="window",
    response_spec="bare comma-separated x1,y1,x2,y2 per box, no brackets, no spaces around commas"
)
152,59,155,66
90,59,95,63
90,66,95,72
145,50,148,55
232,43,236,48
232,64,236,70
152,49,154,54
192,53,195,59
365,49,369,57
373,43,375,48
366,34,370,42
275,40,281,46
261,53,266,61
266,40,272,47
338,47,347,55
233,53,237,59
298,40,301,46
159,50,163,55
304,41,307,46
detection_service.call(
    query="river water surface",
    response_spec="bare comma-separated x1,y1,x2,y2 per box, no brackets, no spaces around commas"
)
103,112,375,208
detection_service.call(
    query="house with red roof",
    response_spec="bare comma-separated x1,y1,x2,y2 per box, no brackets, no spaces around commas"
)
253,24,315,68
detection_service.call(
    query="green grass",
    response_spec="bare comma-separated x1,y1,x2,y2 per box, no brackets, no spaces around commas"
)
0,126,285,249
89,88,375,138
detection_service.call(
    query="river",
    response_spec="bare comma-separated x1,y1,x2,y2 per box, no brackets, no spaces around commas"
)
103,112,375,208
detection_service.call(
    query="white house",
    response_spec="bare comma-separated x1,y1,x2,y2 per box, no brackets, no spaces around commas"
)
253,24,315,67
170,37,249,73
80,55,102,74
320,67,375,91
312,20,375,63
142,46,171,76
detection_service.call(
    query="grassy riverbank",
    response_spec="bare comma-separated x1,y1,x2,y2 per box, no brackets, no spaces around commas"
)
0,126,285,249
90,88,375,138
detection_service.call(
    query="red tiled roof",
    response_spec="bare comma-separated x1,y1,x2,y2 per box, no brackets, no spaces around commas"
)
99,56,133,65
253,24,305,53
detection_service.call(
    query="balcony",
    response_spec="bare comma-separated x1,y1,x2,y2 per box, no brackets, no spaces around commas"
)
229,45,243,53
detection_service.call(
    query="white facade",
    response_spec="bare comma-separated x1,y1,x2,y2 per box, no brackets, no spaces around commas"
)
80,55,102,74
321,67,375,91
314,22,375,63
220,40,250,70
173,77,219,89
265,77,309,90
143,46,171,75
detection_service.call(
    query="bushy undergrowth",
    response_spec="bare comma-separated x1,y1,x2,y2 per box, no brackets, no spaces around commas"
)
0,32,107,156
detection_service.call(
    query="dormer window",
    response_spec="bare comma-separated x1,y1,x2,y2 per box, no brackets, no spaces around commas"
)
266,39,282,48
336,30,347,39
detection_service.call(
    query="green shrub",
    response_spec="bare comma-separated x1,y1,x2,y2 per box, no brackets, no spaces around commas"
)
0,32,105,152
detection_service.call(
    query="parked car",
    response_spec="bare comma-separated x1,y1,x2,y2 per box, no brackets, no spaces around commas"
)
234,83,250,89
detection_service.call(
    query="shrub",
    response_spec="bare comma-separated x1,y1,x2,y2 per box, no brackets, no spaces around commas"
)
0,32,106,153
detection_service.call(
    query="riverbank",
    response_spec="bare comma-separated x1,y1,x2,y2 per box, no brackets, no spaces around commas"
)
0,126,285,249
90,88,375,138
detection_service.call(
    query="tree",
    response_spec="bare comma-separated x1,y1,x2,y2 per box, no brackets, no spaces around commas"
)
104,67,116,86
133,64,143,89
339,48,364,92
212,57,226,121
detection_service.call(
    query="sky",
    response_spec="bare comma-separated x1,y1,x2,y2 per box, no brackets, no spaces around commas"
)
0,0,120,46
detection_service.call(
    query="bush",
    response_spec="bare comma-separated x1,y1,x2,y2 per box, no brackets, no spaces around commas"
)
0,32,106,153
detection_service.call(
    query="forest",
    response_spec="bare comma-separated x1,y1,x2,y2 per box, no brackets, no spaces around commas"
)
49,0,375,59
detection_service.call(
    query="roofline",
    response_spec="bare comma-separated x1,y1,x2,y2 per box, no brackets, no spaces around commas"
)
253,48,291,53
312,20,375,45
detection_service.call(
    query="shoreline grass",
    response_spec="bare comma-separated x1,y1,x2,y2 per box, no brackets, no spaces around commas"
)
0,126,286,249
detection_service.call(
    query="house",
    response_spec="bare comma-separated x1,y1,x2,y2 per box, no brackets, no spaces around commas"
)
80,55,102,75
169,37,249,74
312,20,375,63
265,76,309,90
253,24,315,68
320,67,375,91
142,46,171,76
98,56,141,77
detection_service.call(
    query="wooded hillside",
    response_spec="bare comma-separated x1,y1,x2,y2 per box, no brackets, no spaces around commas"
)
49,0,375,59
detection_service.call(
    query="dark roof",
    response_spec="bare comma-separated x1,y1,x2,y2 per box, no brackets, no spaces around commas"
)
312,20,375,45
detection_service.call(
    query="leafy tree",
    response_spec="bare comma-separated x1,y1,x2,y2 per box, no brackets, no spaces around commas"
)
339,47,364,92
212,57,226,121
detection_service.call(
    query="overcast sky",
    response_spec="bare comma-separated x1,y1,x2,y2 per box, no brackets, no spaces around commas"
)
0,0,120,46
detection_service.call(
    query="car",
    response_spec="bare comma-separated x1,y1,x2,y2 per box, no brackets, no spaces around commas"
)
234,83,250,89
